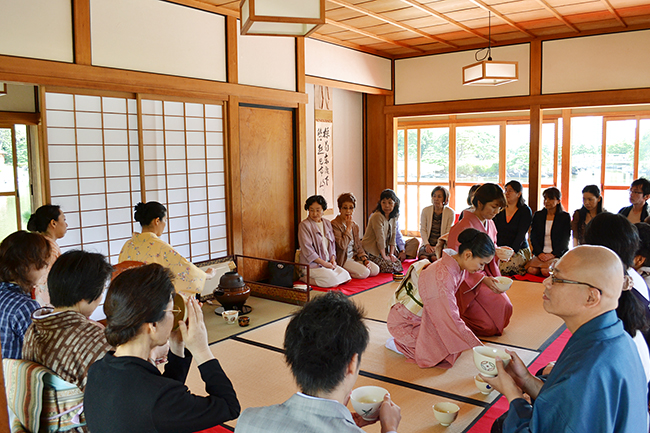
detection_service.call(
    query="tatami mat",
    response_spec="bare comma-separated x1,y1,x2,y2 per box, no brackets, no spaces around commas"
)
352,279,563,351
234,316,538,405
185,339,486,433
358,320,538,404
202,296,300,344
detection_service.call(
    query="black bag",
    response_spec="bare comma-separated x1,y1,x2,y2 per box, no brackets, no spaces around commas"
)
268,261,295,288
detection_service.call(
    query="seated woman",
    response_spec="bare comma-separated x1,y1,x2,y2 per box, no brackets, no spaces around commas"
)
493,180,532,276
0,231,50,359
571,184,604,246
119,201,217,296
84,264,240,433
387,228,495,368
27,204,68,305
526,187,571,277
298,195,351,287
447,183,512,336
330,193,380,279
362,189,403,274
418,186,455,261
22,250,113,392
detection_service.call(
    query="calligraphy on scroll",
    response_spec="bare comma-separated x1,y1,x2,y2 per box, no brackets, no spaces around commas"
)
315,109,333,207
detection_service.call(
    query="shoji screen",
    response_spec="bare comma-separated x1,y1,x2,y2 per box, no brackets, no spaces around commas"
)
46,92,140,263
45,91,227,264
140,99,227,263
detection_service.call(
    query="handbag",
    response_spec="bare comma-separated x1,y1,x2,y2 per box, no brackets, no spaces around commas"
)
268,261,295,288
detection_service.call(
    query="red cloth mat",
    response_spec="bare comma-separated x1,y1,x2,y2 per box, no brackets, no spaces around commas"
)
310,260,416,296
513,273,546,283
196,426,232,433
466,328,571,433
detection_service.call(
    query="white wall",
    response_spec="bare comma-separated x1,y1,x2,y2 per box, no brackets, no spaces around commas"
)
395,44,530,104
90,0,227,81
305,38,392,90
238,21,296,91
0,84,36,112
543,30,650,94
0,0,73,62
305,84,365,231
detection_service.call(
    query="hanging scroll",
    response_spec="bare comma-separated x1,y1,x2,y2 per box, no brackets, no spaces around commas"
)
315,85,333,212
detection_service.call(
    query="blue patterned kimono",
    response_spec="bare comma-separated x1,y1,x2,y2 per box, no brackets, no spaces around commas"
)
504,310,648,433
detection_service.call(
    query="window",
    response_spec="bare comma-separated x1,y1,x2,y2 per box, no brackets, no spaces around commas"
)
0,125,31,240
396,117,561,234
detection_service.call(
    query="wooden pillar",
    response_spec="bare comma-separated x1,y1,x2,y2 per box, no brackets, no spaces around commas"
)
561,109,571,210
226,16,238,84
226,95,242,255
364,94,387,220
528,40,543,211
529,105,543,211
295,37,308,222
72,0,92,65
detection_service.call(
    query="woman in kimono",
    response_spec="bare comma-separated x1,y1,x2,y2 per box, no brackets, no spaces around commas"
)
447,183,512,336
119,201,217,296
386,228,495,368
298,195,351,287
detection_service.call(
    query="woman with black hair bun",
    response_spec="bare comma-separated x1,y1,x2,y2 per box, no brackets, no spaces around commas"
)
84,264,240,433
447,183,513,337
27,204,68,304
27,204,68,259
387,228,494,368
119,202,217,296
571,184,604,246
362,189,403,274
298,195,351,288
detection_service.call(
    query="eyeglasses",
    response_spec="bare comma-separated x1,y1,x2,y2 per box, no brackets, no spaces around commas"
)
548,266,602,294
164,308,181,315
629,189,644,195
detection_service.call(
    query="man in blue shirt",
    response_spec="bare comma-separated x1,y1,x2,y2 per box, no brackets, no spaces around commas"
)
484,245,648,433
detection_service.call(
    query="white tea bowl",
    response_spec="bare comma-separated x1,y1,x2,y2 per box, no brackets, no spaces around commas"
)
473,346,511,377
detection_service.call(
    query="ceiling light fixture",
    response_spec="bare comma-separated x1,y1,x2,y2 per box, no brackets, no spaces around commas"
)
462,12,518,86
240,0,325,37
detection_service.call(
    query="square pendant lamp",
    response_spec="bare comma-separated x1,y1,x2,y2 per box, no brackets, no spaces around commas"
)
462,11,518,86
462,60,518,86
240,0,326,37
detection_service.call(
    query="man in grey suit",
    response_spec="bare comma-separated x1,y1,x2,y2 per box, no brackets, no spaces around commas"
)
235,291,401,433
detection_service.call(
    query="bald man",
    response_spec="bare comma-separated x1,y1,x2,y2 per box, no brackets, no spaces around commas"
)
484,245,648,433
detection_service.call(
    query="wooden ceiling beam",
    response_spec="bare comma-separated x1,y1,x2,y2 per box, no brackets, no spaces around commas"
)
598,0,627,27
530,0,580,32
325,18,426,53
399,0,492,43
469,0,536,38
327,0,458,48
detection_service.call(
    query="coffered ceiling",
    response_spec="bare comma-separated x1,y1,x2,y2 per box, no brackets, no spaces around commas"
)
201,0,650,58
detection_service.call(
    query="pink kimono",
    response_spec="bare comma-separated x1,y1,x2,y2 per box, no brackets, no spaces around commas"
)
387,253,482,368
447,211,513,336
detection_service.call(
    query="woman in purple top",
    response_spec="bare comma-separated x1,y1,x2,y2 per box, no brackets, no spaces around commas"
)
298,195,351,288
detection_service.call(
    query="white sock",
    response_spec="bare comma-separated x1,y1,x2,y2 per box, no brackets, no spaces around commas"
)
385,337,403,355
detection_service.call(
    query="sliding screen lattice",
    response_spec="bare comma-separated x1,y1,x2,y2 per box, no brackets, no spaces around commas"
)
45,92,227,264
